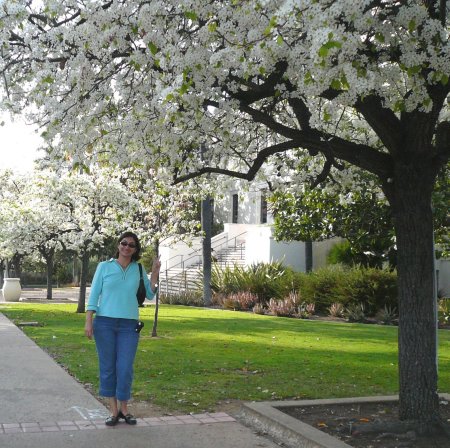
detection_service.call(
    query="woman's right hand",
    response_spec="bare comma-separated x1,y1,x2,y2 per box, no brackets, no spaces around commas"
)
85,311,94,339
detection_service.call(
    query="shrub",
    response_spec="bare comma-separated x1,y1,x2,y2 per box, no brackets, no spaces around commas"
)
327,240,355,266
211,262,298,303
330,266,398,315
438,298,450,326
345,303,368,323
295,265,345,312
212,263,398,317
216,291,258,311
252,303,266,315
328,302,345,318
375,305,398,325
285,290,302,306
267,297,297,317
211,292,225,307
306,302,316,315
221,296,240,310
297,302,315,319
159,291,204,307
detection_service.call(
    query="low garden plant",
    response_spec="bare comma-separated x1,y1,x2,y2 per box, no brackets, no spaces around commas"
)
1,303,449,415
328,302,345,318
439,298,450,327
211,261,297,302
211,263,398,320
214,291,258,311
375,305,398,326
159,291,204,307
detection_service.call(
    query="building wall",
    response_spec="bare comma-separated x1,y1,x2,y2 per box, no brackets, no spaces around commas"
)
244,225,272,265
215,188,273,226
159,237,202,270
312,238,345,270
270,239,306,271
236,224,307,271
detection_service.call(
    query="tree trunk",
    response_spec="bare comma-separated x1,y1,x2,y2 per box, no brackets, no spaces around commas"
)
385,162,440,431
76,251,90,313
305,240,313,272
11,253,23,280
45,249,55,300
72,255,80,286
151,292,159,337
152,241,160,337
202,197,213,306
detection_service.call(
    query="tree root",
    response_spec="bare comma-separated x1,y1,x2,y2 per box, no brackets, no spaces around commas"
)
375,430,416,441
352,418,450,438
352,420,415,435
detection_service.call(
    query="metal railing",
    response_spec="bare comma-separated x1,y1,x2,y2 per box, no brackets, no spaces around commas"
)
162,231,247,273
159,232,247,296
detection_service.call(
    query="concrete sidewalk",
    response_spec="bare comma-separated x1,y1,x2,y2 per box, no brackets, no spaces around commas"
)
13,286,85,302
0,312,280,448
12,286,158,305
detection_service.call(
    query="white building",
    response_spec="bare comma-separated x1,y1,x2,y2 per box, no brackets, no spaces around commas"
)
159,185,450,298
160,185,339,274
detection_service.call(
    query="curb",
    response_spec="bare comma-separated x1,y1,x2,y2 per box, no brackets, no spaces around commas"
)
238,394,450,448
0,412,236,435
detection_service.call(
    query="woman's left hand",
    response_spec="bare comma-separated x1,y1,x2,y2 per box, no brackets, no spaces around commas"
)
149,257,161,292
151,256,161,275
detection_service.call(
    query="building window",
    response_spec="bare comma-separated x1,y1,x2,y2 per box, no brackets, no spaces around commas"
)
260,191,267,224
232,194,238,223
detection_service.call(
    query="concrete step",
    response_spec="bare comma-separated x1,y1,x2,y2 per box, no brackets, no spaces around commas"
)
159,243,246,294
159,268,203,295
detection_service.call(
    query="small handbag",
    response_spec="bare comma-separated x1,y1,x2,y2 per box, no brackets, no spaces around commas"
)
136,263,146,307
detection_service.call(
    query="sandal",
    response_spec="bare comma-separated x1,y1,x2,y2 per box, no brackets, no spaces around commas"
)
105,414,120,426
118,411,137,425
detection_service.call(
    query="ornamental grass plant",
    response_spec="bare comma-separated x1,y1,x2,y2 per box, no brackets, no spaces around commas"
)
1,303,449,415
212,263,398,318
211,261,297,302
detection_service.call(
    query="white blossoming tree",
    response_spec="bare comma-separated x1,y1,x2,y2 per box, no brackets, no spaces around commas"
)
119,166,204,335
50,169,141,312
1,0,450,431
0,170,31,279
0,170,79,300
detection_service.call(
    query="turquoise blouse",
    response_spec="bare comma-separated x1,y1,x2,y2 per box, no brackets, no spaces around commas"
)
86,259,154,320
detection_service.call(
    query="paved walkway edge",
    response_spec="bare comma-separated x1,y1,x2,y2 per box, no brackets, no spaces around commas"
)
238,394,450,448
0,413,236,435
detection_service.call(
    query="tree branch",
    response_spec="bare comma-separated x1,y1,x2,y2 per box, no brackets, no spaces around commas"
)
353,95,402,155
226,60,288,104
173,140,299,184
236,101,393,178
287,96,312,130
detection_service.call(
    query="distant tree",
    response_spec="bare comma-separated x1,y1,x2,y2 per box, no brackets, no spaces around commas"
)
0,171,77,299
273,163,449,267
53,169,140,312
271,174,396,268
121,167,202,336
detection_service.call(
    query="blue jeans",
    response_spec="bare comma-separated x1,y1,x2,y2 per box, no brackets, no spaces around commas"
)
93,316,139,401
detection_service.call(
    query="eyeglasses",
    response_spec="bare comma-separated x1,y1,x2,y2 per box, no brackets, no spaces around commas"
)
120,241,137,249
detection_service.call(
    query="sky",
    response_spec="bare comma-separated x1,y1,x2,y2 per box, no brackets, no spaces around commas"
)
0,113,44,173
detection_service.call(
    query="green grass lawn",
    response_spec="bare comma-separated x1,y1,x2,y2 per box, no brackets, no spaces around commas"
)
1,303,449,414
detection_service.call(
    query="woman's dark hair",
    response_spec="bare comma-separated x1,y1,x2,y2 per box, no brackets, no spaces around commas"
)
115,231,141,261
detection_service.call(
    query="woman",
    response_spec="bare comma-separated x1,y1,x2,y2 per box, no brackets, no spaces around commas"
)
84,231,161,426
